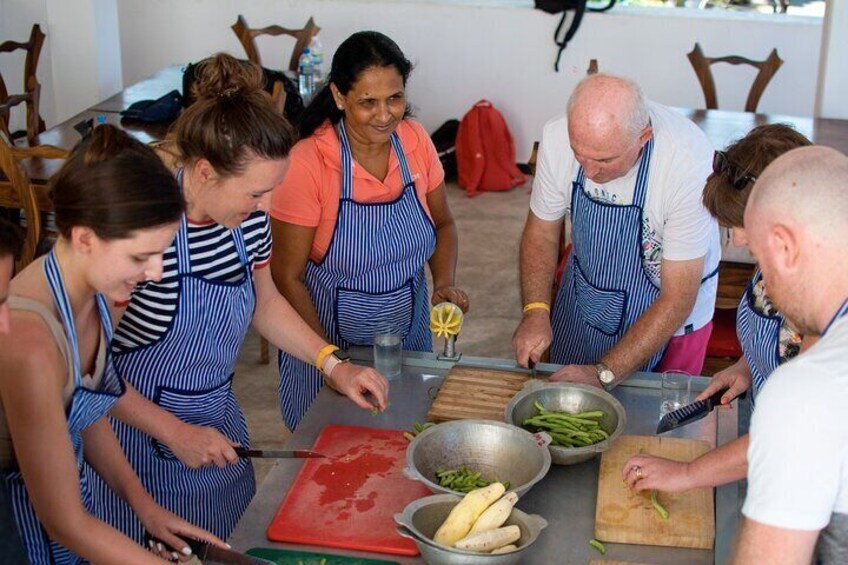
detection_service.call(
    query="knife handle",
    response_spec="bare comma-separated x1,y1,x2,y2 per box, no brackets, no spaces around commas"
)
234,447,252,458
143,531,206,558
704,388,728,410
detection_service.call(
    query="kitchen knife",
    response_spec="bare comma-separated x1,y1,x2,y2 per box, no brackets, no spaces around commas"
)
234,447,325,459
528,359,538,379
656,389,726,434
143,534,273,564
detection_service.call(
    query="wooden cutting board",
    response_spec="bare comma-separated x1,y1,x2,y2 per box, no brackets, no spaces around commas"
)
427,366,530,422
595,435,714,550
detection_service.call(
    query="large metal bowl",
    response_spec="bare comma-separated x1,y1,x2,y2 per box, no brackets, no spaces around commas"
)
395,494,548,565
404,420,551,498
505,380,626,466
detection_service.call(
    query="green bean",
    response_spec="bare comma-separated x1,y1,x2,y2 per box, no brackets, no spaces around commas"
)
589,539,607,554
523,403,610,449
435,466,508,493
651,490,670,520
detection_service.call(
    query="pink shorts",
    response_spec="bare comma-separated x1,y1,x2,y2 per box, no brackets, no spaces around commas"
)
654,321,713,376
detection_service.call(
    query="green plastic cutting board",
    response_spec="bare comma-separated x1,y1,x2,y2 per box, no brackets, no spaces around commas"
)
247,548,401,565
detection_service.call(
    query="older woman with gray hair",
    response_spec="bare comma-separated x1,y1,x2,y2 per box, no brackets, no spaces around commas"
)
514,73,720,389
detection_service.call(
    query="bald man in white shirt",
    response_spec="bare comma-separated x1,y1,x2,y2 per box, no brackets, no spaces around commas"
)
734,146,848,564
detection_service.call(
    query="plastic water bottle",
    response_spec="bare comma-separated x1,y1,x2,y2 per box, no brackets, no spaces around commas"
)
298,47,314,99
309,36,324,83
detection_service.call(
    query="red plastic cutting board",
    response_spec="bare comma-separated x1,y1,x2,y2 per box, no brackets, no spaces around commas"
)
266,425,431,556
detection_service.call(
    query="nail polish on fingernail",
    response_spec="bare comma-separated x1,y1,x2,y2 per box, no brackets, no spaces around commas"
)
181,546,193,556
156,542,164,552
226,543,232,549
171,552,179,560
147,539,155,548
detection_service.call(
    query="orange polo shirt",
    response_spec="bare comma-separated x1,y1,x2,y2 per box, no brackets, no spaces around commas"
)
270,119,445,263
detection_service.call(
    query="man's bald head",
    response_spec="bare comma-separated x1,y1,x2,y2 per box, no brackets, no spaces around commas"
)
567,73,649,144
747,146,848,242
744,146,848,335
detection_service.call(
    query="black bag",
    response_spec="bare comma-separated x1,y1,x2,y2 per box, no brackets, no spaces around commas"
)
181,60,304,125
430,119,460,183
120,90,183,123
534,0,617,72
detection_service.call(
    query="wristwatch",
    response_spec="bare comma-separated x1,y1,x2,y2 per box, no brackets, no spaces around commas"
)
595,363,616,391
322,349,351,376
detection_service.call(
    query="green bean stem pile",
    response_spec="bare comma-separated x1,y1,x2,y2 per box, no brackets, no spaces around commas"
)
435,467,510,493
522,400,609,447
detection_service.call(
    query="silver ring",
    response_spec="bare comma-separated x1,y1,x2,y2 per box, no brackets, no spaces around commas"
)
633,465,644,480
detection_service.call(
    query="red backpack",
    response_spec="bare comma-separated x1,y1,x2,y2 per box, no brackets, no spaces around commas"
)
456,100,526,197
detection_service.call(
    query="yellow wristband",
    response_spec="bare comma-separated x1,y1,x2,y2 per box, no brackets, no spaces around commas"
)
314,344,340,372
522,302,551,313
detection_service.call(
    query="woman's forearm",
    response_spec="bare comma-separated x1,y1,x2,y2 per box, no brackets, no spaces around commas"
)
110,383,186,446
686,434,749,489
274,275,328,341
428,220,459,290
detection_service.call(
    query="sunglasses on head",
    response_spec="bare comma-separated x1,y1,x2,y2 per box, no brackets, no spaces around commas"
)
713,151,758,191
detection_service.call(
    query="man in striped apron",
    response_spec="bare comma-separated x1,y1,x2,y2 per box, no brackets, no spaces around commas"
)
734,146,848,564
278,120,436,429
514,73,719,388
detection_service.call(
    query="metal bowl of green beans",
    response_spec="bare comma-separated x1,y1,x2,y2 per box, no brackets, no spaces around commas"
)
404,420,551,498
505,381,626,466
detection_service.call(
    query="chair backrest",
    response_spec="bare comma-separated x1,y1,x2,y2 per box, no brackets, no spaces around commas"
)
0,24,46,143
231,14,320,73
687,42,783,113
0,132,66,271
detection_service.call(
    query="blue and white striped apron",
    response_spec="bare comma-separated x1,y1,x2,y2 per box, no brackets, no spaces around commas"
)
823,299,848,337
90,214,256,541
278,120,437,430
737,270,783,403
6,250,124,564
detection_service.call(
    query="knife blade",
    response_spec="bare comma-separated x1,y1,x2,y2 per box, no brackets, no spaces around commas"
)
656,389,726,434
234,448,325,459
144,534,273,565
528,359,538,379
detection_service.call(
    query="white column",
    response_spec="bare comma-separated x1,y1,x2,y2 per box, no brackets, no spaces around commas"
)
816,0,848,119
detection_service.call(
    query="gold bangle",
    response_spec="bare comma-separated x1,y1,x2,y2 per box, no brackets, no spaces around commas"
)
522,302,551,313
314,344,339,371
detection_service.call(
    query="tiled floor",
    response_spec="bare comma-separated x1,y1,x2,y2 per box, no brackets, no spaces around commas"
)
233,180,533,483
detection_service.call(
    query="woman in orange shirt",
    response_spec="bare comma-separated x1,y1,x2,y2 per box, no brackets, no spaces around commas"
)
270,31,468,429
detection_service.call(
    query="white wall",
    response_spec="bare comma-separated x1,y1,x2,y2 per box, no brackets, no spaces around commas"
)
0,0,56,129
115,0,823,161
0,0,122,130
817,0,848,118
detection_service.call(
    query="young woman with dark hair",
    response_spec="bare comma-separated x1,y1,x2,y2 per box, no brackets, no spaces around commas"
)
95,53,388,542
0,125,224,564
270,32,468,429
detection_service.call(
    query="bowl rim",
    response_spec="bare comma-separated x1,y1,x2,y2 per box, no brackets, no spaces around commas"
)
404,419,552,495
503,381,627,456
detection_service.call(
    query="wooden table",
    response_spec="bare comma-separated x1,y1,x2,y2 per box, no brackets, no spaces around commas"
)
89,65,183,113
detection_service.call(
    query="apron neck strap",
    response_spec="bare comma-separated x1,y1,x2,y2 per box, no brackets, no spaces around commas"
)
822,297,848,337
43,250,85,386
632,137,654,208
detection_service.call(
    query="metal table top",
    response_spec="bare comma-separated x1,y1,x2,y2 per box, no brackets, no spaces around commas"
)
228,351,739,564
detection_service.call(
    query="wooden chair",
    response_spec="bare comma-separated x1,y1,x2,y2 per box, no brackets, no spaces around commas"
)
0,132,66,271
0,24,46,144
231,14,320,73
687,43,783,113
587,59,599,75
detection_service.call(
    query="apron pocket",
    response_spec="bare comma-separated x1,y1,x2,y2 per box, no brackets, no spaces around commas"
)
335,281,415,346
151,376,235,460
573,267,626,336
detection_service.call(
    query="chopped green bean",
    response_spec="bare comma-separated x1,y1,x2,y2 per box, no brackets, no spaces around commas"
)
589,539,607,554
651,490,670,520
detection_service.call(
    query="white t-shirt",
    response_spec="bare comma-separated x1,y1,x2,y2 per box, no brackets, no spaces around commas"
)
530,101,720,335
743,311,848,535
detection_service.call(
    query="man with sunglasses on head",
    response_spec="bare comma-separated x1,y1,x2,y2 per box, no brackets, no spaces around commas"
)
514,73,720,389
